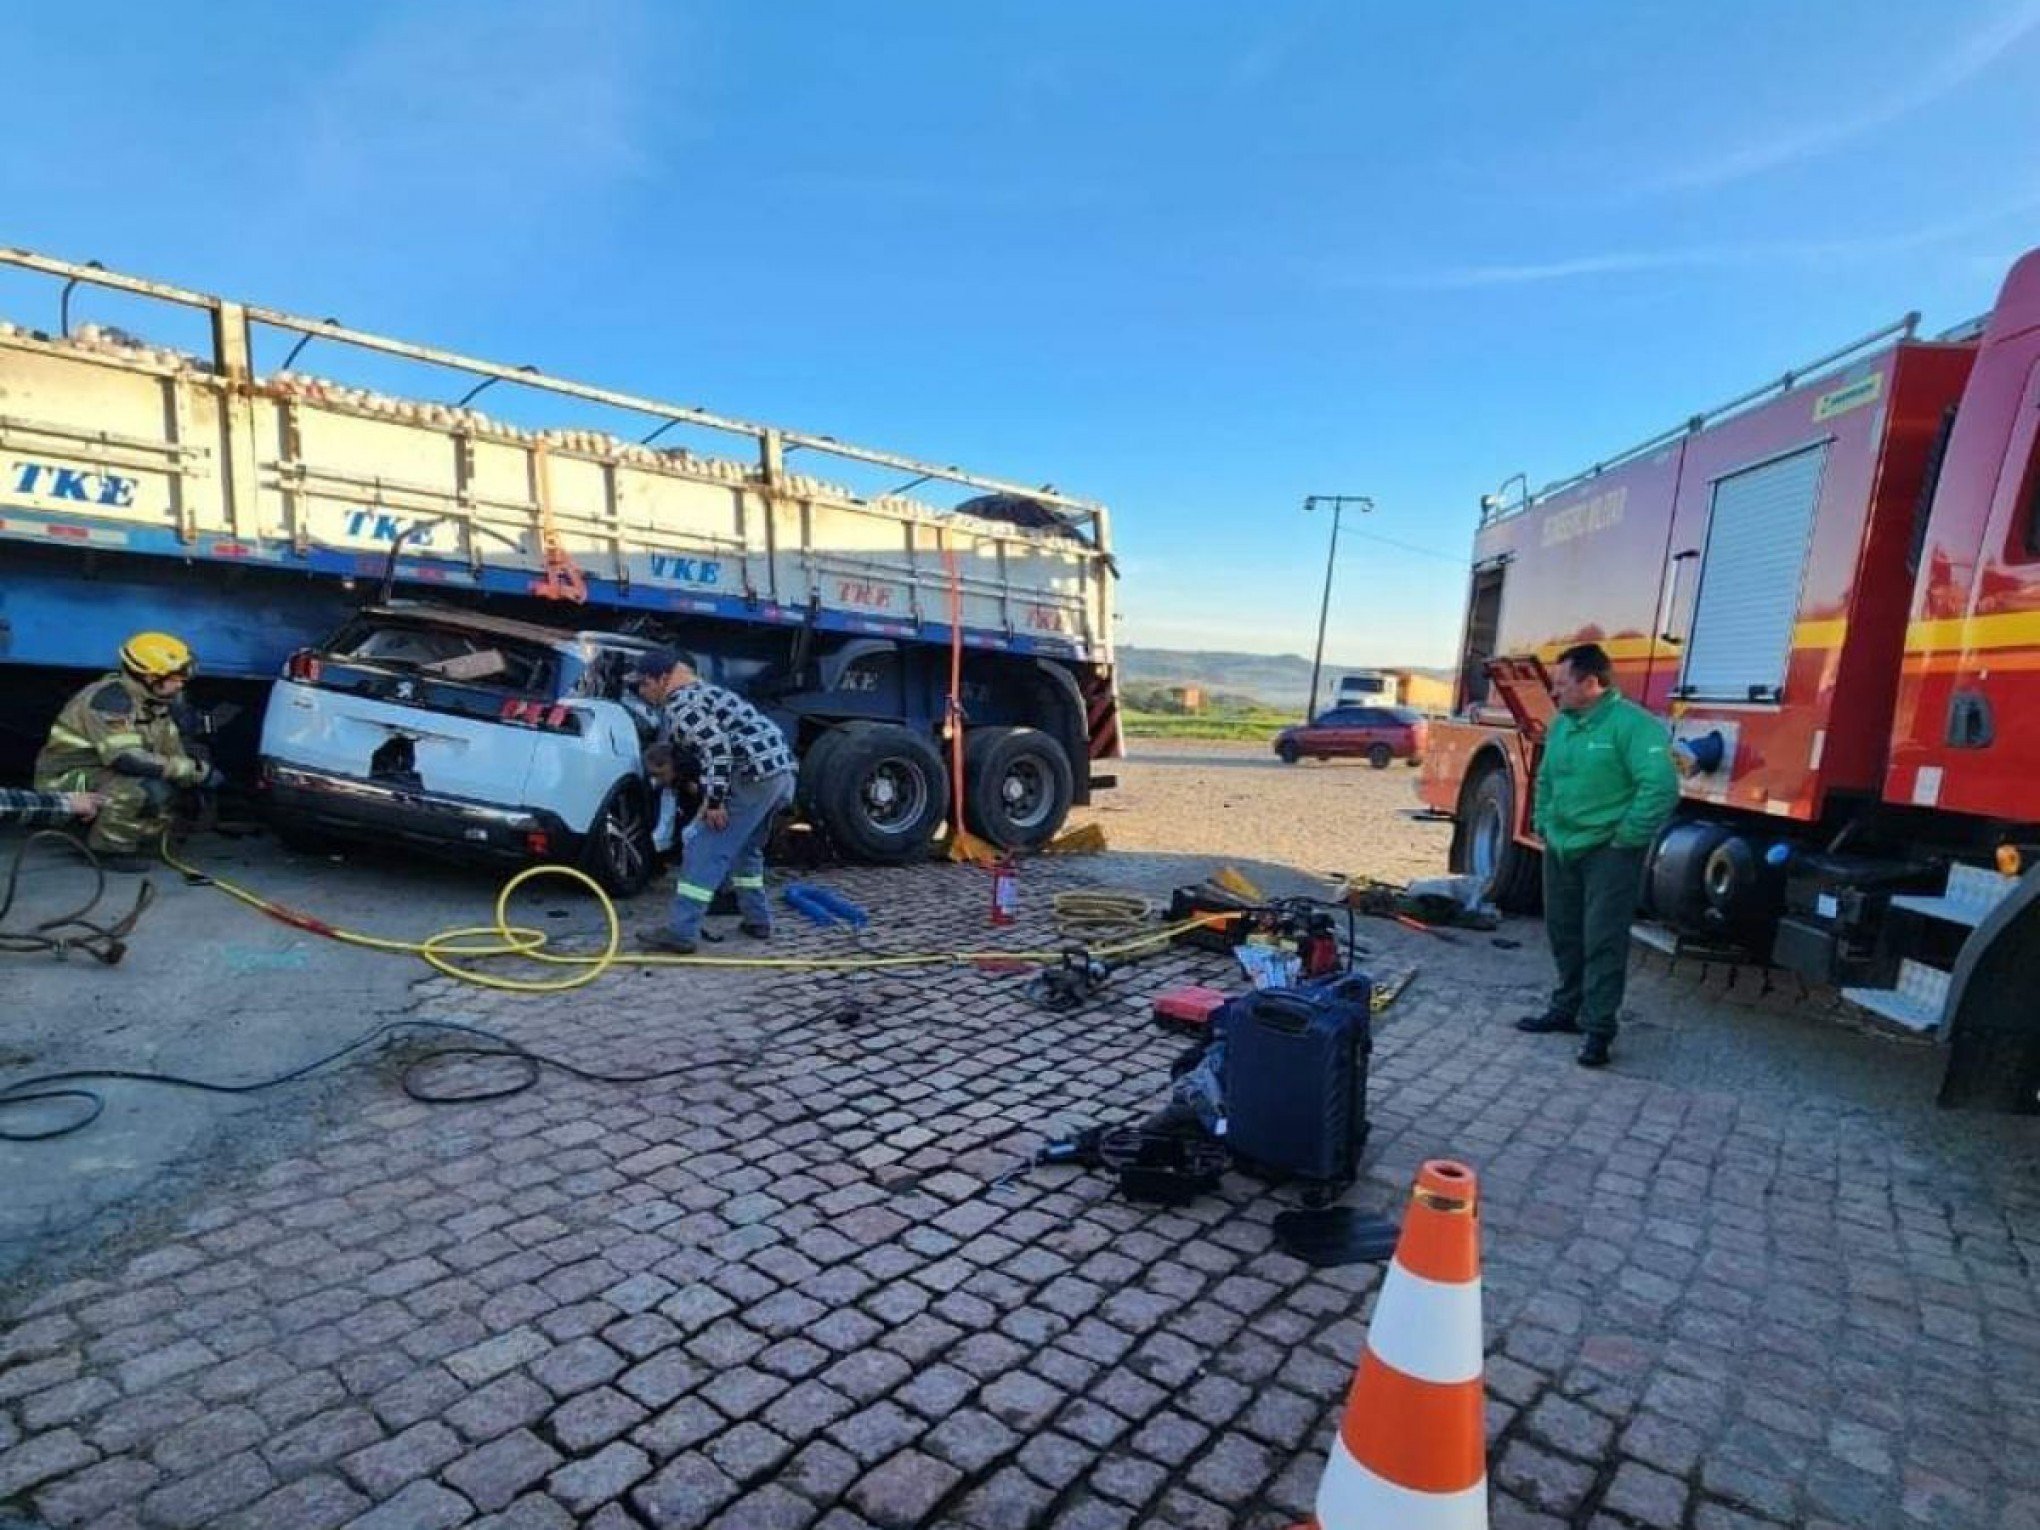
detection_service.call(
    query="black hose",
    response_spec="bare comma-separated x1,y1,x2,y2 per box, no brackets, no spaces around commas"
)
0,1018,723,1144
0,831,155,964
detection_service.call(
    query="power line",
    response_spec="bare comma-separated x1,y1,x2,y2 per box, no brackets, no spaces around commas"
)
1337,526,1466,563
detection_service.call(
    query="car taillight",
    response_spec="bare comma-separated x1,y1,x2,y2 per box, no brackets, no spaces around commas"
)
525,830,551,856
286,651,322,683
498,700,584,734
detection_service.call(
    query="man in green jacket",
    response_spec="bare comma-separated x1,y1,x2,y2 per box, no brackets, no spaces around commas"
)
1516,642,1680,1067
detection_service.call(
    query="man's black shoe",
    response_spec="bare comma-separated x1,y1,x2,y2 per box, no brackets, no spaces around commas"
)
1577,1035,1612,1068
737,922,772,941
637,928,697,956
93,852,157,874
1514,1011,1581,1034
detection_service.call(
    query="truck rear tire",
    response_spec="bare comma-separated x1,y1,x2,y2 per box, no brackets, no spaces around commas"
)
813,723,949,865
963,726,1074,851
1453,764,1541,913
1368,744,1392,770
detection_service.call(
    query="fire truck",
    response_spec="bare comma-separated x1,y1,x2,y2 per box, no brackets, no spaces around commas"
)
1421,247,2040,1110
0,249,1120,864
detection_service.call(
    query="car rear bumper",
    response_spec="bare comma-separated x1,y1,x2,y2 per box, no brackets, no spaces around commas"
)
259,759,573,860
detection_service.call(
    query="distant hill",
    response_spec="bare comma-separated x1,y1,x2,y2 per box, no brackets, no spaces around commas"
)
1118,646,1453,710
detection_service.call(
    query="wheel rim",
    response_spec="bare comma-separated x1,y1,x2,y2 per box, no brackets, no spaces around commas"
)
861,758,929,833
998,756,1053,831
602,796,645,883
1470,792,1506,882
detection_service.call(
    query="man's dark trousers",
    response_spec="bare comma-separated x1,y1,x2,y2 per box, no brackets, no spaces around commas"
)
1543,844,1647,1038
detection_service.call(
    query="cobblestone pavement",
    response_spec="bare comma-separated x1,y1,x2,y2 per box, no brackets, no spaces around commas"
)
4,851,2040,1529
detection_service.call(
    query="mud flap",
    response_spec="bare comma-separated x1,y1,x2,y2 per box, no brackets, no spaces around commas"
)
1937,865,2040,1112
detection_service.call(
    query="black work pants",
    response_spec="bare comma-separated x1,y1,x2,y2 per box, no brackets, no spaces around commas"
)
1543,844,1647,1039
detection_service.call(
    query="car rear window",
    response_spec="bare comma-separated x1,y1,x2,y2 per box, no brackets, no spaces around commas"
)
324,620,557,694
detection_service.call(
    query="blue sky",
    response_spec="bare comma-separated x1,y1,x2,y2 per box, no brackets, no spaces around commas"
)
4,2,2037,667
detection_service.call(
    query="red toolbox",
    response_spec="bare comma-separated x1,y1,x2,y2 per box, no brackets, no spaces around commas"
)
1152,985,1229,1035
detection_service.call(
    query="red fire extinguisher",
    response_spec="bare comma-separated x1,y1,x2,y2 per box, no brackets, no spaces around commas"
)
989,854,1019,927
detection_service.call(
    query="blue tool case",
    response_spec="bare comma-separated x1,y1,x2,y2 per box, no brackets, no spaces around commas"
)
1215,972,1372,1204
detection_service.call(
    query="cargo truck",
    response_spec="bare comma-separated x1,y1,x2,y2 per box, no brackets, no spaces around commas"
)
1421,247,2040,1110
0,250,1121,869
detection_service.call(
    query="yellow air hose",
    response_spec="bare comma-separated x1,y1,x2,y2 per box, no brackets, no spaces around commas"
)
160,840,1227,994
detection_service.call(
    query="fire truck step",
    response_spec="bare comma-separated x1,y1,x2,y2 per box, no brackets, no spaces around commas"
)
1841,959,1950,1034
1888,864,2020,930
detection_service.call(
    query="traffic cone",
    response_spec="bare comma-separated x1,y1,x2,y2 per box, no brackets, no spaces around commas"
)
1293,1159,1487,1530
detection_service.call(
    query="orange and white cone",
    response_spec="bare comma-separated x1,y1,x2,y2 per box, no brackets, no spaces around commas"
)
1297,1159,1487,1530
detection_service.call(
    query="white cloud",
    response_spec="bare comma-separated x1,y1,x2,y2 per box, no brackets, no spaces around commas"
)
1646,1,2040,192
1342,185,2040,291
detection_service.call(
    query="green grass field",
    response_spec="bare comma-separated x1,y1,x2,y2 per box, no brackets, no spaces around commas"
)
1121,707,1295,742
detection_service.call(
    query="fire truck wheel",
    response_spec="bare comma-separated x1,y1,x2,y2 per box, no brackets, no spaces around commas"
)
1368,744,1393,769
1649,820,1735,935
816,723,949,865
1454,764,1541,913
964,726,1074,850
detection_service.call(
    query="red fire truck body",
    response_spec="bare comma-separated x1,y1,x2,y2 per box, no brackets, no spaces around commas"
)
1421,248,2040,1109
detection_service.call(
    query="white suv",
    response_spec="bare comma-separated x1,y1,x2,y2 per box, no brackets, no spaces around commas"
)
257,605,664,892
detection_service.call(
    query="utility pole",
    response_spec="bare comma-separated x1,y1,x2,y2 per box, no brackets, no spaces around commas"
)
1303,494,1372,722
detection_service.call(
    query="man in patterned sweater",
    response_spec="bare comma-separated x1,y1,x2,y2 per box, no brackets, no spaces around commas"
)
626,649,798,954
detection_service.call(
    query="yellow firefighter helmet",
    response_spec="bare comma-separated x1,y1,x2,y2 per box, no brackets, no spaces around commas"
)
119,631,195,681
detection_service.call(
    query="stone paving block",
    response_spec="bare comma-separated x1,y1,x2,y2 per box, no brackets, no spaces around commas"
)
339,1418,463,1498
471,1493,577,1530
31,1454,160,1528
700,1364,790,1420
215,1472,369,1530
924,1407,1020,1474
953,1464,1056,1530
848,1449,965,1527
831,1400,924,1466
705,1419,794,1483
630,1453,737,1528
265,1411,383,1476
342,1477,473,1530
0,1427,98,1499
19,1374,119,1433
138,1449,275,1529
443,1372,551,1443
447,1326,550,1386
528,1335,626,1398
444,1427,563,1512
370,1366,469,1431
549,1385,650,1453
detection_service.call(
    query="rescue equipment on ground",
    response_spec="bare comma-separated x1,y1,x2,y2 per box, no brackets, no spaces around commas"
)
0,832,156,965
989,853,1019,926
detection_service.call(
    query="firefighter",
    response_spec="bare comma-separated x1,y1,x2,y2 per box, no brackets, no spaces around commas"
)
33,632,216,871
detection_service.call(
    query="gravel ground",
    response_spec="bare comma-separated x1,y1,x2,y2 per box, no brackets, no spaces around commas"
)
1068,738,1452,887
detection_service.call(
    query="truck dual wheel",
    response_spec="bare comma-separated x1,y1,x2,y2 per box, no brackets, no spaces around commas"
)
579,779,657,895
1452,764,1541,913
963,726,1075,852
806,722,950,865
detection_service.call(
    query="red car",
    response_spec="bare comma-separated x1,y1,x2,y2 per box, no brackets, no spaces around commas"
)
1274,705,1428,768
